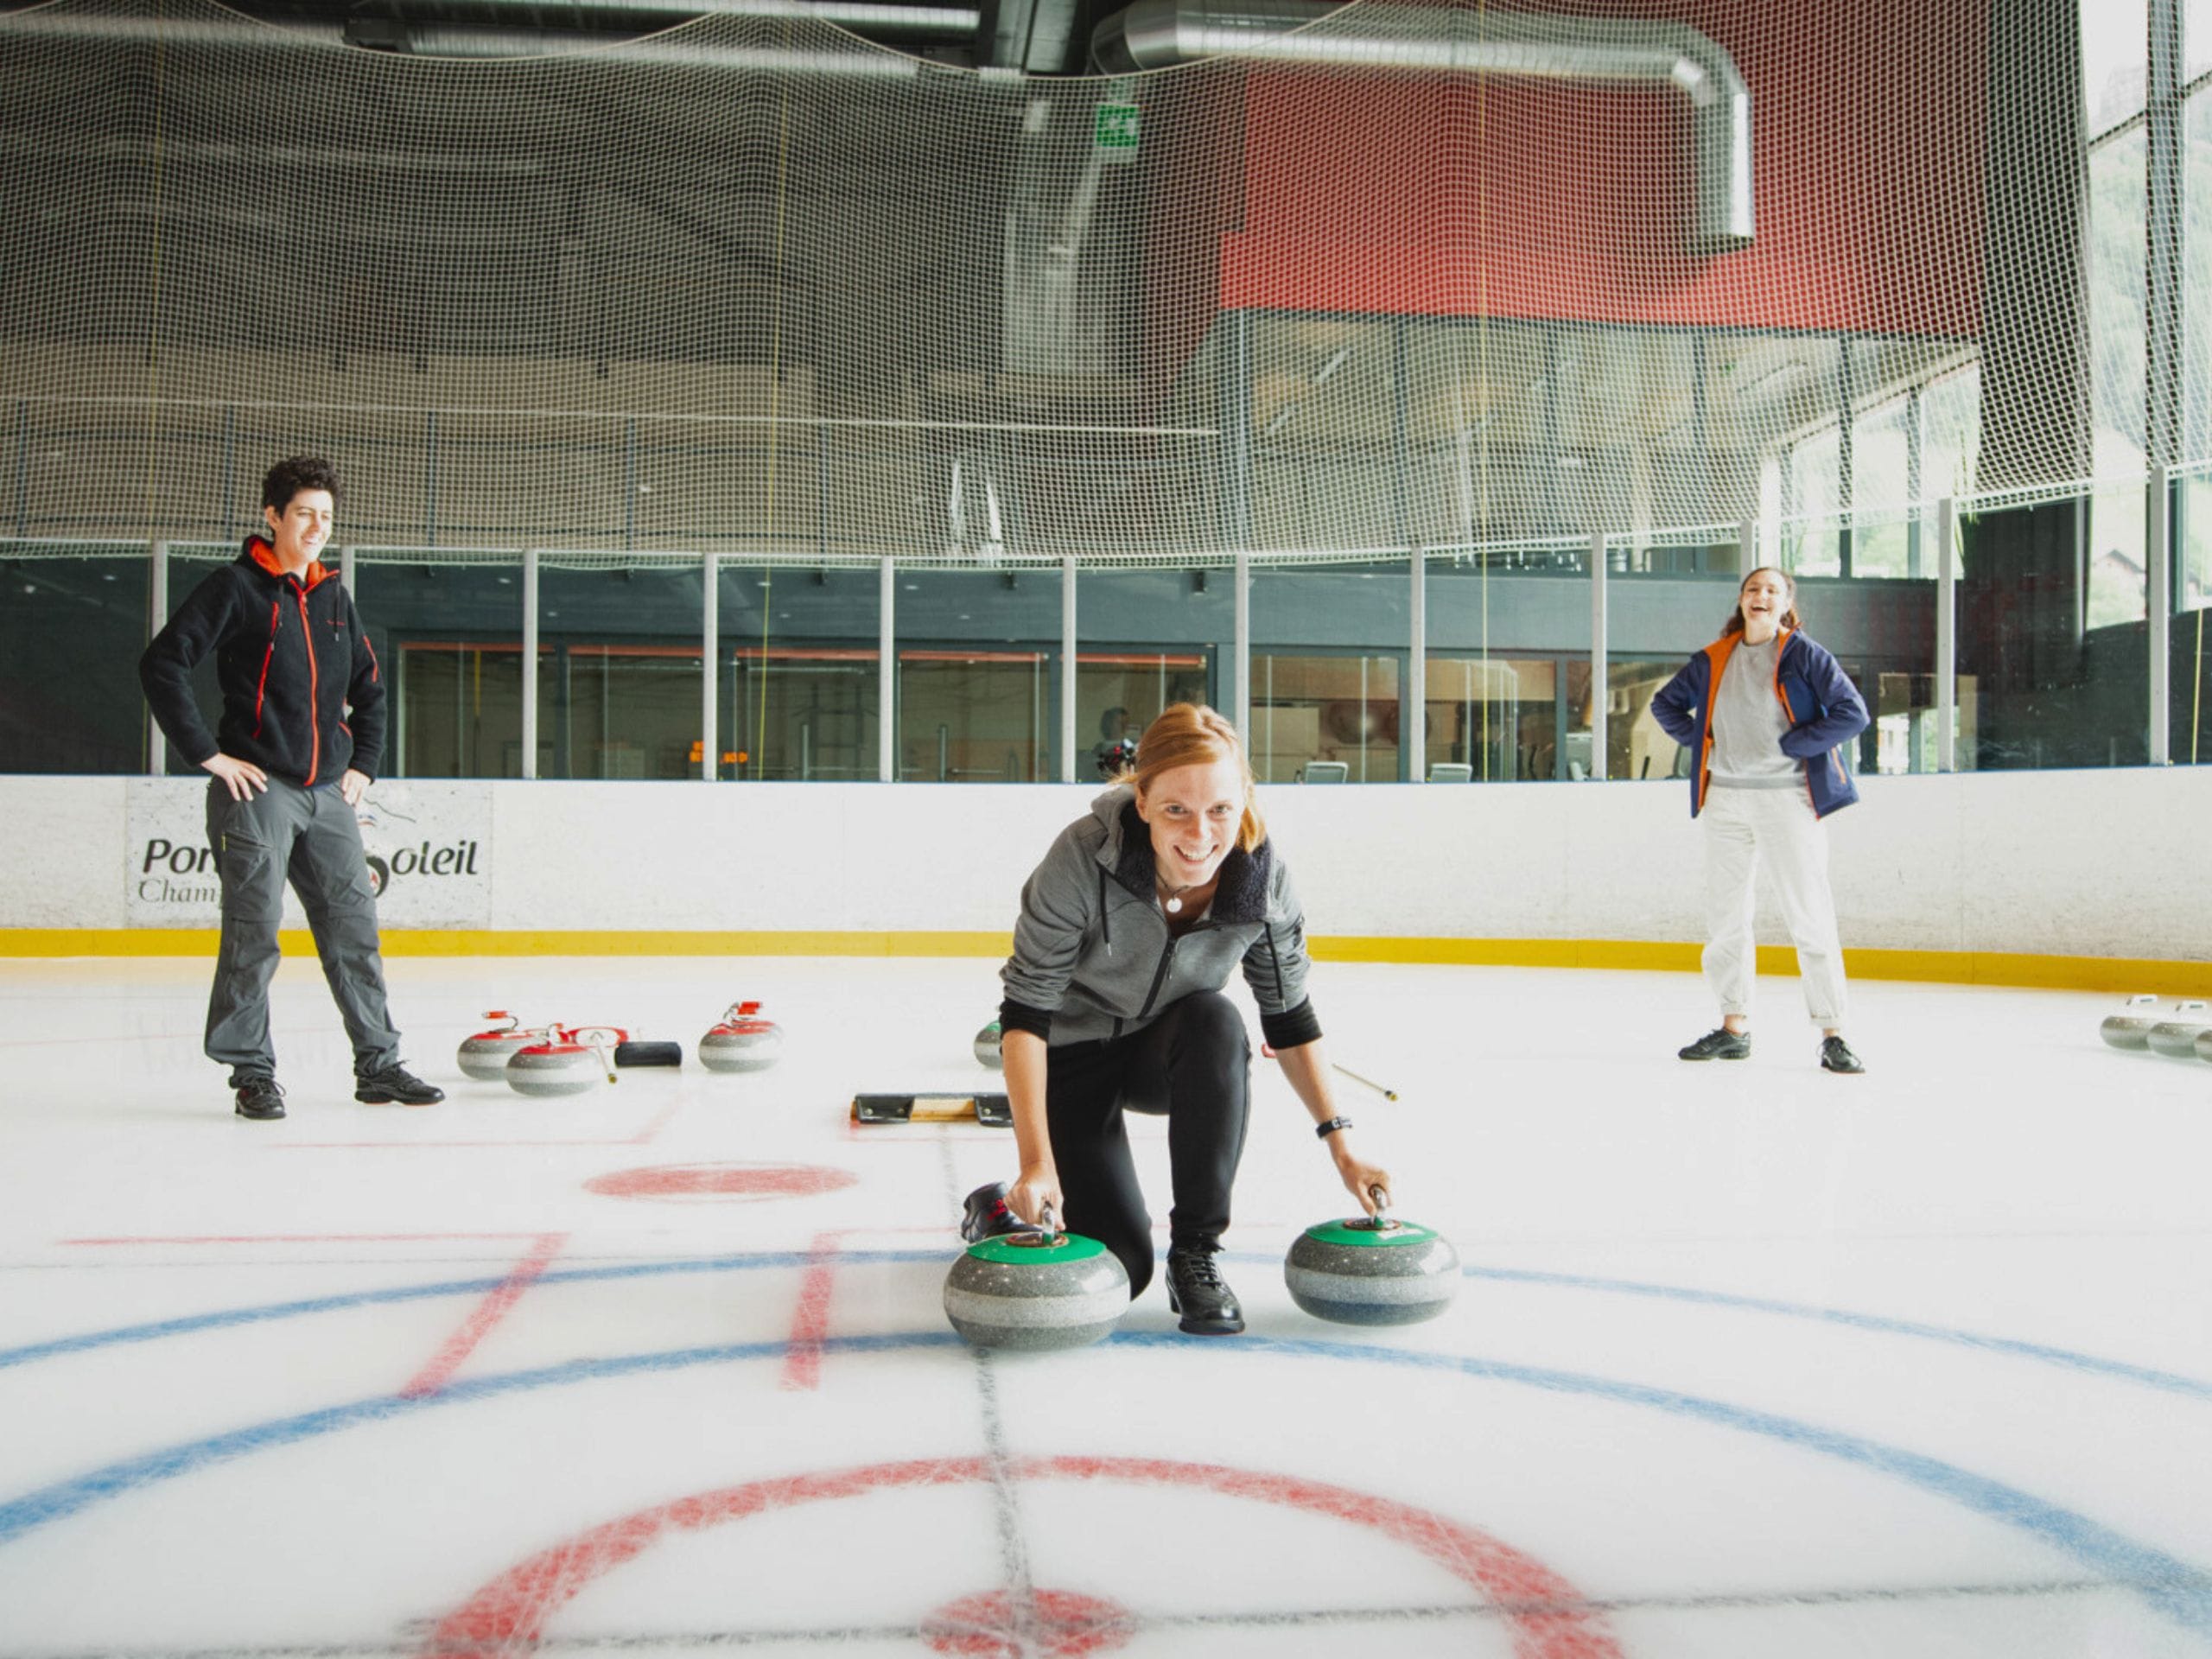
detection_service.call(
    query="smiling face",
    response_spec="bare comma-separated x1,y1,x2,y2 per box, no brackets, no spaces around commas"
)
263,487,335,575
1134,756,1247,893
1738,567,1794,643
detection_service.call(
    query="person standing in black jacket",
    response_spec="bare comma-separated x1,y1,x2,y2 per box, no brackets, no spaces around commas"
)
139,455,443,1121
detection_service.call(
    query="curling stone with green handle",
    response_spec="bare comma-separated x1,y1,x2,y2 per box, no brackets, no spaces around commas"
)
974,1019,1004,1071
1284,1191,1459,1327
944,1209,1128,1351
2099,994,2164,1051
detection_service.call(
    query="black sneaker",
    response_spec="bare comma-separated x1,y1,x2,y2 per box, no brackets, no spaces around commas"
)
355,1064,445,1106
959,1181,1040,1243
1820,1036,1866,1075
1678,1027,1751,1061
233,1076,286,1121
1164,1247,1245,1336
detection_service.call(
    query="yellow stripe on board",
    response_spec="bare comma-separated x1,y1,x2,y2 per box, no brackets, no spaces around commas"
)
1,929,2208,995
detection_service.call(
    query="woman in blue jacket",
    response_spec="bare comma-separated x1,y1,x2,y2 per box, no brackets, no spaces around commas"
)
1649,567,1869,1074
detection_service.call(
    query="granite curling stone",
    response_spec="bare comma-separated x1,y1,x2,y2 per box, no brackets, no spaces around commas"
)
2145,1001,2209,1058
699,1001,784,1073
974,1019,1004,1071
2099,995,2165,1051
1284,1197,1459,1327
944,1223,1129,1351
505,1033,613,1098
458,1012,543,1082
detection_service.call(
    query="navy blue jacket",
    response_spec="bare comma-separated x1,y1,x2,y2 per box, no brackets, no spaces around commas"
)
1649,627,1868,818
139,537,386,787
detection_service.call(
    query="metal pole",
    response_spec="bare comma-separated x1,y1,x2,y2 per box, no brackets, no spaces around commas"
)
1936,499,1957,772
2149,467,2171,764
1588,532,1608,780
878,555,895,782
1738,517,1759,577
147,540,168,775
424,410,439,550
1835,334,1854,579
701,551,719,780
521,548,540,779
1233,545,1251,752
1408,546,1426,781
1060,554,1077,783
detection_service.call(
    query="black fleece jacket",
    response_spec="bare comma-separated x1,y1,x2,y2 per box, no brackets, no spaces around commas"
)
139,537,386,786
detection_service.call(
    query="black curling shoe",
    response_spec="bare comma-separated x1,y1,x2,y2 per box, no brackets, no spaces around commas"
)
1678,1027,1751,1061
355,1065,445,1106
233,1077,286,1121
1820,1036,1866,1075
1165,1247,1245,1336
960,1180,1041,1243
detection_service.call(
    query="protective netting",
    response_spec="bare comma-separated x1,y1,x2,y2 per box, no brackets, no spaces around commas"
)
1,0,2206,570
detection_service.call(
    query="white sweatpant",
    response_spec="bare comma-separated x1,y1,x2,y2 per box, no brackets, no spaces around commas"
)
1700,785,1848,1027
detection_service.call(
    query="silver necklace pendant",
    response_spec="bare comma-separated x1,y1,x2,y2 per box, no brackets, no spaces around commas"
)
1165,894,1183,914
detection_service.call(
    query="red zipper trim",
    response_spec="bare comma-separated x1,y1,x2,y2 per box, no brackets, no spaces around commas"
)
297,587,321,786
251,600,280,737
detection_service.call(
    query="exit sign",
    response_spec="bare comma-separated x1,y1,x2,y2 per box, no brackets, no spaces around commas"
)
1095,103,1140,162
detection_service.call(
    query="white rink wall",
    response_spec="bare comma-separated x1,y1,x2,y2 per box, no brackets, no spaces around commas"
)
3,770,2209,963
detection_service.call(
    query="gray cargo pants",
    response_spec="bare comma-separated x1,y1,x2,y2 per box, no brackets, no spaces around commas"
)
205,776,402,1083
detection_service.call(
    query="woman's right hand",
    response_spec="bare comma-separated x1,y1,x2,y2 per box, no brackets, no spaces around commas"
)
1006,1166,1065,1232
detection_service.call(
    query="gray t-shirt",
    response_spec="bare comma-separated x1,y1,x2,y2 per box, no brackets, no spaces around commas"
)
1708,634,1802,788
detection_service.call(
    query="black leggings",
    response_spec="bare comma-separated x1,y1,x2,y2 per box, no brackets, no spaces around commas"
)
1046,991,1251,1299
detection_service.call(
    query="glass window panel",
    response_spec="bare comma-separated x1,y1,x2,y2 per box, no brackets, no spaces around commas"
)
721,563,880,781
1076,567,1231,780
895,569,1061,781
1785,427,1843,576
1422,655,1555,781
2184,87,2212,458
2088,479,2149,629
1925,364,1982,504
1251,560,1410,783
2089,131,2148,490
539,564,704,779
1249,652,1402,783
2082,0,2149,130
364,556,528,779
1851,393,1913,578
1957,494,2143,767
0,543,150,772
1603,657,1699,784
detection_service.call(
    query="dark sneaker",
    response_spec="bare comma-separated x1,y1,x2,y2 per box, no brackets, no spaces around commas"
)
355,1064,446,1106
960,1181,1040,1243
233,1076,286,1121
1164,1247,1245,1336
1821,1036,1866,1075
1678,1027,1751,1061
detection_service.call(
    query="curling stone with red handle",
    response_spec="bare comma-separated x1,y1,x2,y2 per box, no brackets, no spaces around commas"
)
699,1001,784,1073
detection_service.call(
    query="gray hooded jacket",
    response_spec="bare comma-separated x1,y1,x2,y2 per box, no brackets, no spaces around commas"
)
997,786,1323,1050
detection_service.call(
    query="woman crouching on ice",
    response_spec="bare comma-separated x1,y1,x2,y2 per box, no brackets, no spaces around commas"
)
966,702,1390,1335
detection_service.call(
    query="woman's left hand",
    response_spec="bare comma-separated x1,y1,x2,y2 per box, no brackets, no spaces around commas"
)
1332,1147,1392,1216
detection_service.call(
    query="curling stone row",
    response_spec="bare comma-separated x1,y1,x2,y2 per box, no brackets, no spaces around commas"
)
2100,996,2212,1059
458,1014,620,1096
943,1187,1458,1352
459,1013,694,1096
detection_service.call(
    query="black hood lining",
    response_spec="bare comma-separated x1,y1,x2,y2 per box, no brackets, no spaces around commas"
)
1111,800,1271,924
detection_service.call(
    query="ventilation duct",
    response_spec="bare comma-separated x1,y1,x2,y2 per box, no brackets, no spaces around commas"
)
1090,0,1752,252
